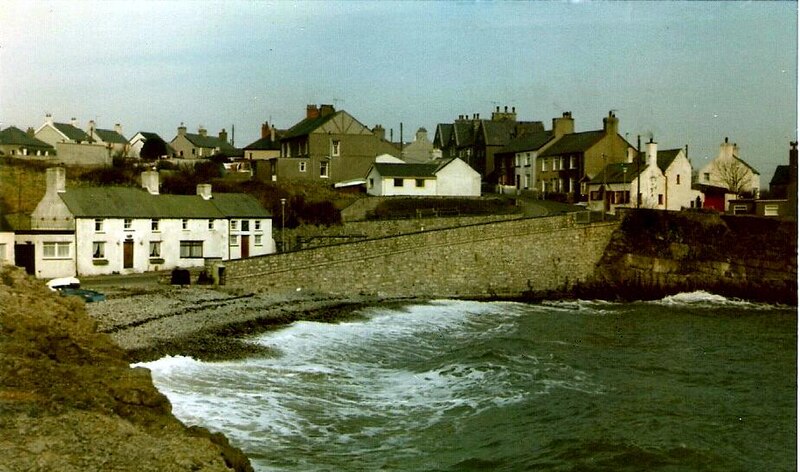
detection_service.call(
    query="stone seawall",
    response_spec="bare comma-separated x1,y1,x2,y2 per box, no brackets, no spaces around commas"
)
228,215,619,298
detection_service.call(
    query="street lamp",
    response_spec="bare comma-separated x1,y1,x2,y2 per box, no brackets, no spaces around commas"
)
280,198,286,252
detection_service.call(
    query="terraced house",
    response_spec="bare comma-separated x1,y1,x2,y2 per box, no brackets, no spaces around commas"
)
18,168,274,279
170,124,240,158
0,126,54,157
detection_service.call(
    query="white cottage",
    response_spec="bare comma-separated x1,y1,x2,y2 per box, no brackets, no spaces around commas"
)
22,168,275,279
696,138,760,200
365,158,481,197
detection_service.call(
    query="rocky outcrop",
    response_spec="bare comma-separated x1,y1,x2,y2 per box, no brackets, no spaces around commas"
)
587,209,797,304
0,266,253,471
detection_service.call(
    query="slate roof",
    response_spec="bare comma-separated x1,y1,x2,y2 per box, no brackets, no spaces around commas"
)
59,187,271,219
244,136,281,151
588,162,642,184
53,123,91,142
0,126,54,148
282,112,339,140
770,165,792,186
94,128,128,144
632,148,683,172
453,122,476,147
371,159,455,178
435,124,454,147
497,130,554,155
539,130,606,157
183,133,237,152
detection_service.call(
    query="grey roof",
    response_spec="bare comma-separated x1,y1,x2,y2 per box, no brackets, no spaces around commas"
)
371,159,454,178
183,132,238,152
0,126,54,148
59,187,271,219
53,123,91,142
94,128,128,144
588,162,642,184
539,130,606,157
282,112,339,140
435,123,454,147
497,130,554,155
244,136,281,151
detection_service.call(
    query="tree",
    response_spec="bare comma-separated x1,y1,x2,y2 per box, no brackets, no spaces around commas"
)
712,158,753,197
140,137,168,160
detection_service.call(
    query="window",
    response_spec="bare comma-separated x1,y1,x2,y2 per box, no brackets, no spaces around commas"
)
559,158,564,170
94,219,104,232
703,172,710,182
320,161,329,178
394,178,404,187
368,178,374,189
552,159,557,171
230,220,238,231
180,241,203,258
524,174,531,189
254,234,263,246
676,174,681,185
415,179,425,188
241,220,250,231
181,219,188,230
230,235,239,246
151,219,160,231
149,241,161,258
331,140,340,157
43,242,70,259
658,194,664,205
124,219,133,230
92,242,105,259
208,219,214,230
255,220,261,231
570,156,577,169
515,155,520,167
526,153,532,166
764,204,779,216
299,161,307,172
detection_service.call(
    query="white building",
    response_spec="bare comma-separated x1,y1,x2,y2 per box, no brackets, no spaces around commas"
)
587,140,695,213
696,137,760,199
0,226,14,265
21,168,275,279
365,158,481,197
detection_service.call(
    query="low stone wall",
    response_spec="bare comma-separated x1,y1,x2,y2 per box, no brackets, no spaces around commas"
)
229,215,618,298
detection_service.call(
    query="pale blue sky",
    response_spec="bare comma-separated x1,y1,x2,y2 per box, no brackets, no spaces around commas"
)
1,1,796,179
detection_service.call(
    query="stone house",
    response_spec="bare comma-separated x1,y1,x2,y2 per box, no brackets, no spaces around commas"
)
586,140,694,213
401,128,435,163
0,126,55,157
20,168,274,279
365,158,481,197
695,137,760,199
33,115,110,166
170,125,239,159
271,104,399,184
87,121,129,157
433,106,544,182
536,111,634,203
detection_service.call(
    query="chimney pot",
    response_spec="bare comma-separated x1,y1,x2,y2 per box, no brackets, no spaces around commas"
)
196,183,213,200
141,170,160,195
46,167,66,194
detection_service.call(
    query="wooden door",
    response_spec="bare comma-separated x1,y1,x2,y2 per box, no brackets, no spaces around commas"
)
123,240,134,268
241,235,250,258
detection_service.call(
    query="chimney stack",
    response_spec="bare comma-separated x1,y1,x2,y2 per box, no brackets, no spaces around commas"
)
70,117,77,127
114,123,122,135
320,104,335,117
219,128,228,144
790,141,798,172
198,126,207,137
196,184,213,200
306,105,320,119
178,123,187,136
45,113,54,126
46,167,66,195
271,125,276,142
261,122,269,139
372,124,386,140
552,111,574,138
603,110,619,137
141,170,160,195
646,139,658,168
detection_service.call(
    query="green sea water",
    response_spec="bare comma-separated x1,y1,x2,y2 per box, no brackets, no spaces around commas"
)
140,293,796,471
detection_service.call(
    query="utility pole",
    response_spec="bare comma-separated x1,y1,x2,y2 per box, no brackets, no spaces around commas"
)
280,198,286,252
636,135,641,208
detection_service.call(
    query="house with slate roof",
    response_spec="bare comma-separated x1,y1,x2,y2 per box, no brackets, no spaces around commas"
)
33,114,111,166
0,126,55,157
727,141,797,219
433,106,544,183
696,137,760,200
88,120,129,157
365,158,480,197
170,124,240,159
273,104,399,184
19,167,274,279
537,111,634,203
244,122,282,161
586,139,694,213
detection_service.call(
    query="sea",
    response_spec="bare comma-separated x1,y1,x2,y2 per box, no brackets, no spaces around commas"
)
137,292,797,472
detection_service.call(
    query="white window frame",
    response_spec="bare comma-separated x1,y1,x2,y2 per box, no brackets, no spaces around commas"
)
230,220,238,231
92,241,105,259
94,219,104,232
124,218,133,230
230,235,239,247
299,161,307,172
149,241,161,258
151,219,160,232
254,234,263,246
179,240,203,258
255,220,261,231
43,242,71,259
541,159,547,172
181,219,189,230
331,140,341,157
764,204,779,216
320,161,329,178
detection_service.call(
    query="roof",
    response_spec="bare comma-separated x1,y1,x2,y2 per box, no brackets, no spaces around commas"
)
53,123,91,142
182,133,237,152
244,136,281,151
770,164,793,186
497,130,554,155
632,148,684,172
93,128,128,144
435,123,454,147
588,162,644,184
371,159,455,178
282,112,339,140
59,187,271,219
453,122,476,147
539,130,606,157
0,126,54,148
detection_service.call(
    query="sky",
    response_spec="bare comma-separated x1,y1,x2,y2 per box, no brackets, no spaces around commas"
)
1,1,797,180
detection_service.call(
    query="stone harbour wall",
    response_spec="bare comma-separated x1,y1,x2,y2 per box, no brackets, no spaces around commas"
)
228,214,619,298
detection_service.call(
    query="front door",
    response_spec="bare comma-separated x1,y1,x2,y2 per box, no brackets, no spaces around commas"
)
241,235,250,258
123,240,134,269
14,243,35,275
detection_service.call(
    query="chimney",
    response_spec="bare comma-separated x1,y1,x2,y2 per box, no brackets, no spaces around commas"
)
790,141,798,171
271,125,276,142
261,122,270,139
552,111,575,138
196,183,212,200
372,124,386,140
198,126,207,137
70,117,77,127
320,104,335,117
646,139,658,168
46,167,66,195
114,123,122,135
415,127,428,142
603,110,618,137
219,128,228,144
178,123,187,136
45,113,54,126
306,105,320,119
720,137,735,159
141,170,160,195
